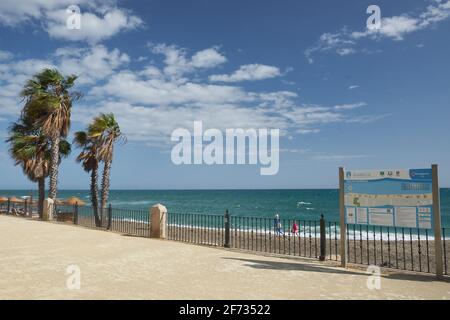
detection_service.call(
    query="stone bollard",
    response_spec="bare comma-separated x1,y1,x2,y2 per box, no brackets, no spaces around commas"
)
42,198,54,221
150,203,167,239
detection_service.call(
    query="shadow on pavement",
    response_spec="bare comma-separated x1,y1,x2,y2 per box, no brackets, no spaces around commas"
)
223,257,450,283
222,257,362,275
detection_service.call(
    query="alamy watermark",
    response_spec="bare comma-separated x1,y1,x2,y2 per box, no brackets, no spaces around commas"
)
366,265,381,290
67,5,81,30
66,264,81,290
367,5,381,30
171,121,279,175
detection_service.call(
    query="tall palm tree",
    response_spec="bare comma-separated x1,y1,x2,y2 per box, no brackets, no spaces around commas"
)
21,68,80,200
73,130,101,227
88,113,125,210
7,118,71,218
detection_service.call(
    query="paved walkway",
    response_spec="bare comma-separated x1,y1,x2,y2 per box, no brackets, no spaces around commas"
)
0,215,449,299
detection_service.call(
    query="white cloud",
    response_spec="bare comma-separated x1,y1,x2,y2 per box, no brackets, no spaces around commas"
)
0,50,13,61
336,48,356,56
85,65,384,144
0,57,55,117
209,64,281,82
297,129,321,134
73,101,289,147
90,71,250,106
0,45,129,118
0,0,142,43
0,43,387,146
190,48,227,69
46,7,142,43
348,85,360,90
345,114,391,124
351,15,420,41
305,0,450,62
334,102,366,110
56,45,130,84
0,0,78,25
148,43,226,79
73,98,381,147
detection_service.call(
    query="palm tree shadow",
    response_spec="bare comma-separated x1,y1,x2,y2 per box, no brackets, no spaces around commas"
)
384,272,450,283
222,257,362,276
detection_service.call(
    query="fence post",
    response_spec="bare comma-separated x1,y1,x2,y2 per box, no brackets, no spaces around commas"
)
7,198,11,215
432,164,444,278
107,204,112,230
74,203,79,225
150,204,167,239
339,167,347,268
24,199,28,216
224,210,230,248
320,214,326,261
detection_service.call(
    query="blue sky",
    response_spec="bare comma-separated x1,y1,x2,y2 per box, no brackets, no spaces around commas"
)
0,0,449,189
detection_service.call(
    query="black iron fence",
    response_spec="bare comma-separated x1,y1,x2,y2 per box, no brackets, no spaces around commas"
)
60,204,151,237
167,212,225,246
0,200,150,238
229,216,322,259
345,224,450,275
0,199,38,217
165,211,449,276
1,201,449,276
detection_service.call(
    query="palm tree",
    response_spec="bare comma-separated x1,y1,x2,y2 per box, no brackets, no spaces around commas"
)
7,118,71,218
73,130,101,226
20,68,80,200
88,113,125,210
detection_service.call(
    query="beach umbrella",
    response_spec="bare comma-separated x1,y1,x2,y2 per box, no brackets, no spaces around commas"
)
64,197,86,206
9,196,24,203
0,197,8,203
55,199,66,205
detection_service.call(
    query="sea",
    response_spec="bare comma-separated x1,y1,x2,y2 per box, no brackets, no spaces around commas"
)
1,188,450,227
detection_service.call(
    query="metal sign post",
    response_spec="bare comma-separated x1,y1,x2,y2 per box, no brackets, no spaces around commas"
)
339,167,347,268
432,164,443,278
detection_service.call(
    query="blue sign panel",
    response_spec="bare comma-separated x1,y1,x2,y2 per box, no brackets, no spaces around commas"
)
344,169,433,229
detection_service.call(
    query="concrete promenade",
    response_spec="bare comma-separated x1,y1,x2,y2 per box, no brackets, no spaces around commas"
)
0,215,449,299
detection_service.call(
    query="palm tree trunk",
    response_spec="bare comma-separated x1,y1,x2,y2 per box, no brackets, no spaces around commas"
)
48,134,60,200
101,159,112,209
100,158,112,226
91,160,101,227
38,177,45,219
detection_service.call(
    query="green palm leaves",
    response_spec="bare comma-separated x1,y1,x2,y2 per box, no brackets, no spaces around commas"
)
74,113,124,225
7,68,123,221
7,116,71,218
20,68,81,199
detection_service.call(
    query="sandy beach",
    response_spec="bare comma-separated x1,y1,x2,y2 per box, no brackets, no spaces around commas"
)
0,214,449,300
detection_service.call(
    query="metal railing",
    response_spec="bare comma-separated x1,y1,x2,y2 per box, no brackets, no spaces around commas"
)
70,204,150,237
1,202,448,276
167,212,225,246
229,216,321,258
0,200,150,238
166,211,449,276
167,212,324,259
345,224,450,275
0,200,38,217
